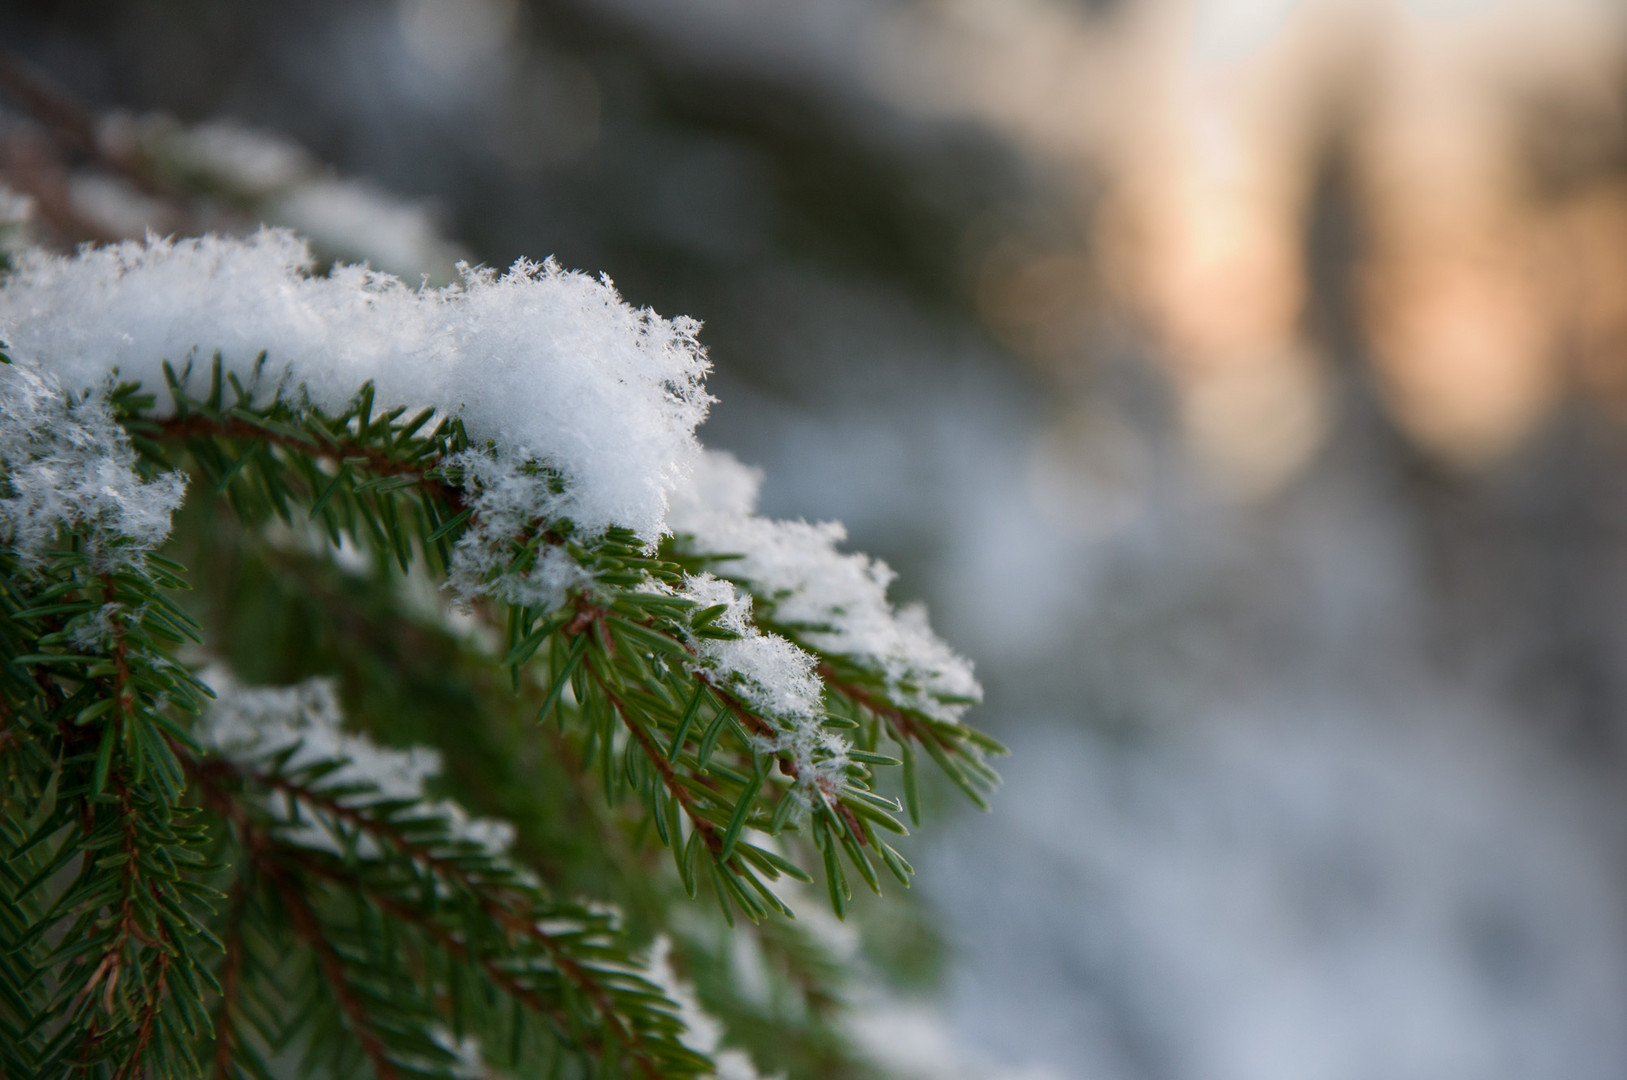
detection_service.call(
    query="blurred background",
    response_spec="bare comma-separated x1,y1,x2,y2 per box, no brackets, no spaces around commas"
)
7,1,1627,1077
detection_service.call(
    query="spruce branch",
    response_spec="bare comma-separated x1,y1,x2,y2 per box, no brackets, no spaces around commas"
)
184,685,716,1079
271,867,400,1080
121,360,992,918
1,227,1001,1078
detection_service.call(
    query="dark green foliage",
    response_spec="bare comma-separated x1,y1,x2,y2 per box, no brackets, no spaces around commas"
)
1,543,217,1077
1,356,1004,1078
189,742,712,1080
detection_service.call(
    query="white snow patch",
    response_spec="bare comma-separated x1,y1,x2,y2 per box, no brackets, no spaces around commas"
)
0,230,711,543
673,572,852,800
197,668,516,857
680,572,823,722
0,357,185,569
646,936,773,1080
672,449,980,723
443,449,593,608
427,1027,488,1079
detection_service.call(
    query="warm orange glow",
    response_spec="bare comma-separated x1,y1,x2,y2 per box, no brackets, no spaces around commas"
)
886,0,1627,487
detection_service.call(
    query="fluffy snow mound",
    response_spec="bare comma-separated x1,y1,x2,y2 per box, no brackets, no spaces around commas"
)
0,230,711,542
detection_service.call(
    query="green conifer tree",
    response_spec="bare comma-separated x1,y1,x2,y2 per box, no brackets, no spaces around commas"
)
0,211,1002,1079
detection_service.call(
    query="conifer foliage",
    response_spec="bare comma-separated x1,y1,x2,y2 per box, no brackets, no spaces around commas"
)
0,230,1002,1078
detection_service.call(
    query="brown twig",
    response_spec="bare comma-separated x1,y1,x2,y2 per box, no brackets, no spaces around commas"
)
152,414,462,506
211,878,250,1080
110,951,171,1080
94,772,176,1080
816,662,955,754
185,758,398,1079
277,852,590,1051
83,584,141,1016
587,662,723,856
273,870,400,1080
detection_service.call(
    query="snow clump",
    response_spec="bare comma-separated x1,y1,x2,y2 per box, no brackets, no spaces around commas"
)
197,669,516,858
670,450,980,724
680,572,823,724
674,572,852,801
0,228,978,739
443,448,594,608
0,230,711,544
0,356,185,569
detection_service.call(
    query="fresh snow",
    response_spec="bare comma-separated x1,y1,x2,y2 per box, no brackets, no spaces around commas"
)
0,357,185,569
0,227,978,729
680,572,824,723
444,448,594,608
671,449,980,724
197,669,517,857
0,229,711,542
673,572,853,798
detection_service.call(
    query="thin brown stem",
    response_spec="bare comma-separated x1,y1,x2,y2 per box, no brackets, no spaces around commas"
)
816,662,952,753
211,878,250,1080
186,758,397,1078
280,853,580,1039
589,665,723,856
151,414,462,506
110,951,171,1080
97,770,176,1080
273,871,400,1080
